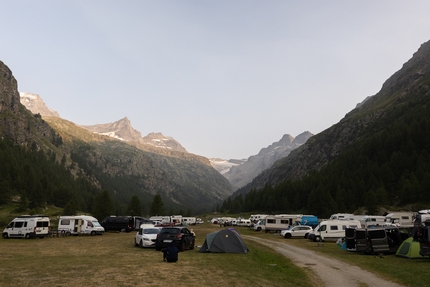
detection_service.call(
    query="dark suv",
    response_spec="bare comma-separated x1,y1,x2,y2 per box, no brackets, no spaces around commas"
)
101,216,134,232
155,226,195,251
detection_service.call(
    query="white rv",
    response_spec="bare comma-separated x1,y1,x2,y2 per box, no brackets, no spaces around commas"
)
249,214,268,223
385,212,415,228
2,215,50,239
58,215,104,235
329,213,354,220
181,217,196,225
308,219,361,242
363,215,387,227
253,214,302,232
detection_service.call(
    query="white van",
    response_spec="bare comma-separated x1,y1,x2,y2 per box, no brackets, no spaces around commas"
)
58,215,104,235
2,215,50,239
181,217,196,225
308,219,361,242
236,219,252,227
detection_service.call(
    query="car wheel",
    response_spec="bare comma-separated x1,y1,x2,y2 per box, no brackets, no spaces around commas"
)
284,233,292,239
256,227,262,231
91,231,96,236
304,233,309,239
139,240,144,248
2,233,8,239
180,240,186,251
25,233,30,239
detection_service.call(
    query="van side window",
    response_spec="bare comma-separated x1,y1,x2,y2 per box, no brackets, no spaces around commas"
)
330,226,338,231
320,225,326,231
37,222,49,227
267,219,276,224
14,221,24,228
24,222,27,227
369,230,386,239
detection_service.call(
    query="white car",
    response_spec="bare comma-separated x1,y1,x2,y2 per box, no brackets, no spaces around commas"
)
280,225,313,239
135,227,161,248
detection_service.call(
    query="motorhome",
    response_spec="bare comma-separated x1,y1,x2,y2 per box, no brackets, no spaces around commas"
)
298,215,319,227
385,212,415,228
58,215,104,235
253,214,302,232
363,215,387,227
150,216,174,226
2,215,50,239
249,214,268,223
328,213,354,220
308,219,361,242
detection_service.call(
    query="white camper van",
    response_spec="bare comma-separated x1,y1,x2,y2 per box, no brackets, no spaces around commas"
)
308,219,361,242
329,213,354,220
58,215,104,235
181,217,196,225
253,214,302,232
2,215,50,239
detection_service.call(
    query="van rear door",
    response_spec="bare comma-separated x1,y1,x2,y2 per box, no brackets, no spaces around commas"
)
355,229,368,252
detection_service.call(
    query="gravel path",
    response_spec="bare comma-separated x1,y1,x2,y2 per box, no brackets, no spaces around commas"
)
243,235,406,287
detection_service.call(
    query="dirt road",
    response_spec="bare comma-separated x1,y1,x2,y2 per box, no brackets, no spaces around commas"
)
243,235,406,287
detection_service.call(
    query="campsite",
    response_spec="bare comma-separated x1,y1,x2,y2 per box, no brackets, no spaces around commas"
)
1,220,430,287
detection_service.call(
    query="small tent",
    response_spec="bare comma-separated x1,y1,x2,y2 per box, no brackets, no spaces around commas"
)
199,228,248,254
395,237,424,259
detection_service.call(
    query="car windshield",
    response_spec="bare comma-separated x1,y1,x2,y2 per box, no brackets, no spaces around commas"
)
143,228,161,234
92,221,102,227
161,228,179,234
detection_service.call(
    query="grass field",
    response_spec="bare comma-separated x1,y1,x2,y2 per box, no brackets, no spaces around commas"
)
0,223,316,287
1,221,430,287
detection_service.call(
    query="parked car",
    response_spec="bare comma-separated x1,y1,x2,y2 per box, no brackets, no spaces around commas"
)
155,226,195,251
280,225,313,239
134,227,161,248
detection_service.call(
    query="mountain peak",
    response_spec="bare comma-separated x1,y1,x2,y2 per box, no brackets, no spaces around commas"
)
20,92,60,117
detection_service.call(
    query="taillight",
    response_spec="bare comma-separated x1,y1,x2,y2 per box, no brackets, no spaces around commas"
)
177,234,182,238
34,227,37,233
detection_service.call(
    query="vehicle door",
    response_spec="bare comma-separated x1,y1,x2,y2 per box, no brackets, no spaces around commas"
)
345,228,357,250
368,229,389,253
8,221,26,237
355,229,368,252
180,228,193,247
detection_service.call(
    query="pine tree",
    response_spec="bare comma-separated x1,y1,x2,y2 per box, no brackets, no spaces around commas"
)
127,195,142,216
149,194,164,216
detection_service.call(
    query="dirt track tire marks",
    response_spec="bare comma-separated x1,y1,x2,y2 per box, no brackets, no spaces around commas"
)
243,235,405,287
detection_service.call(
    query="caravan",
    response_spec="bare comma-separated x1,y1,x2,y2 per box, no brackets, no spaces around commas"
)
385,212,415,228
2,215,50,239
58,215,104,235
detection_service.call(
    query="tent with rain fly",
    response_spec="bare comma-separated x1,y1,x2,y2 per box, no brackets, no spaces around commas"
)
198,228,248,254
395,237,424,259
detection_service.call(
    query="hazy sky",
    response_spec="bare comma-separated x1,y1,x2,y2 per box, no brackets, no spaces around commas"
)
2,1,430,159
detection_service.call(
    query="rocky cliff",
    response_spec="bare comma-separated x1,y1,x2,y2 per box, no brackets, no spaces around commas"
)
223,131,313,189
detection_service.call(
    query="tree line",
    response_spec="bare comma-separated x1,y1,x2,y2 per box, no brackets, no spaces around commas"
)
220,95,430,218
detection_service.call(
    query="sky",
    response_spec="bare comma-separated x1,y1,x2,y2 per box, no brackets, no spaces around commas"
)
2,1,430,159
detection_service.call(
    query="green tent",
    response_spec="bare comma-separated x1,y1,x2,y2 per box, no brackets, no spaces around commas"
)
395,237,424,259
198,228,248,254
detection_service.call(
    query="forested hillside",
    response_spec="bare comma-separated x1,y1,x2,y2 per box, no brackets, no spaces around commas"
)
221,40,430,218
0,60,232,218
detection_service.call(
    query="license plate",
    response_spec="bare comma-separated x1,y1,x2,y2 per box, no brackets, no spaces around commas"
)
163,239,172,243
